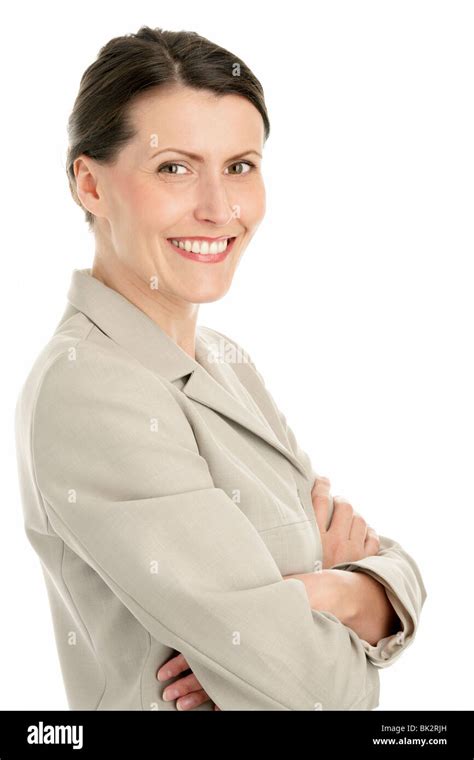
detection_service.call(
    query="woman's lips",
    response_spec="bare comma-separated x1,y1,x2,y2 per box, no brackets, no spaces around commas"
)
166,237,236,263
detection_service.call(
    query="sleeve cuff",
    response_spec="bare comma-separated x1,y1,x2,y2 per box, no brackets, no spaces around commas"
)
329,534,427,668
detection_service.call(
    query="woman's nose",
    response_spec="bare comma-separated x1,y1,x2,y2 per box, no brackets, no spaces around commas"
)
193,177,238,227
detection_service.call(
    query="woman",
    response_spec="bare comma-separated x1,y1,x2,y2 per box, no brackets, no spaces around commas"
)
14,25,427,711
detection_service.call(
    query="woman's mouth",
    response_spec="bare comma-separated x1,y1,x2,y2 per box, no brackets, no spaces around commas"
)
166,236,237,263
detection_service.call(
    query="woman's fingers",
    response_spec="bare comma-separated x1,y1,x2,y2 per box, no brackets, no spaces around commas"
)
176,687,212,711
364,527,380,556
313,478,382,567
162,672,209,703
349,512,368,544
156,652,219,710
156,651,190,682
329,496,354,538
157,651,211,708
312,474,331,492
311,476,331,534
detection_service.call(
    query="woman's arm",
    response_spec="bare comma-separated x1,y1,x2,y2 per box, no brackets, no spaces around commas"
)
215,329,426,667
310,476,427,666
283,569,401,646
156,569,400,710
344,570,401,644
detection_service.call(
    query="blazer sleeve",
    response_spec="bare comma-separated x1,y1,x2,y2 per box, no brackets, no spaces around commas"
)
275,394,428,670
31,341,380,711
216,330,428,670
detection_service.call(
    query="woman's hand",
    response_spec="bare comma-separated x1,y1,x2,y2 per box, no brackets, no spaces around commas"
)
311,476,380,569
305,476,401,642
156,652,221,711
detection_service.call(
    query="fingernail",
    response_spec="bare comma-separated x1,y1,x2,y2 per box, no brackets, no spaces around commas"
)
157,669,172,681
178,697,193,710
163,688,178,701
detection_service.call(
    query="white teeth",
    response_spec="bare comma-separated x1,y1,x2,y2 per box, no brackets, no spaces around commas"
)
170,238,230,254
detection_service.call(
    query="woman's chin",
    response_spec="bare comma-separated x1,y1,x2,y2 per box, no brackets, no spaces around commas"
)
172,275,233,304
189,285,231,304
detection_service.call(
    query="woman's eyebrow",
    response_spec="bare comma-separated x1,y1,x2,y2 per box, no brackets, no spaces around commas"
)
149,148,262,162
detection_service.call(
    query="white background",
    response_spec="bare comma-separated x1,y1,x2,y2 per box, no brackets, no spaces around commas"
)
1,0,472,710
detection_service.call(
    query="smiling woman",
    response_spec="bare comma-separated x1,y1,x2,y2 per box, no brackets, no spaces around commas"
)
66,28,268,317
15,24,427,713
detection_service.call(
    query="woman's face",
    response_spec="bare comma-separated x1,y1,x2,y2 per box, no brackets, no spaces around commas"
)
79,84,266,304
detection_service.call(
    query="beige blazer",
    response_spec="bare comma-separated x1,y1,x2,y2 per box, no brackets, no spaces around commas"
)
14,268,427,711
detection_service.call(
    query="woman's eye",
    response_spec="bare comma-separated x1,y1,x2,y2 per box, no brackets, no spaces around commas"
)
226,161,255,175
157,163,188,175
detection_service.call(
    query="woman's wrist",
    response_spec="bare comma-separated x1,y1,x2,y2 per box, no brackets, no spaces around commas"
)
283,569,357,624
283,568,400,646
343,570,401,645
313,568,359,624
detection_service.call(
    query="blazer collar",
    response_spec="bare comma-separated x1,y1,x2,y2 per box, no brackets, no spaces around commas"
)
61,268,308,478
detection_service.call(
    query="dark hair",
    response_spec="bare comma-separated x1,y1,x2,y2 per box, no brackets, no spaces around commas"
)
66,25,270,229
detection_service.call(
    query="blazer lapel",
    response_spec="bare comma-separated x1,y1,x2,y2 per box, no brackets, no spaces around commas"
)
181,363,308,478
64,268,308,478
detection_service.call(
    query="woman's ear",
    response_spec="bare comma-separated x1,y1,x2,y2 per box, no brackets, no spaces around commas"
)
74,155,104,219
